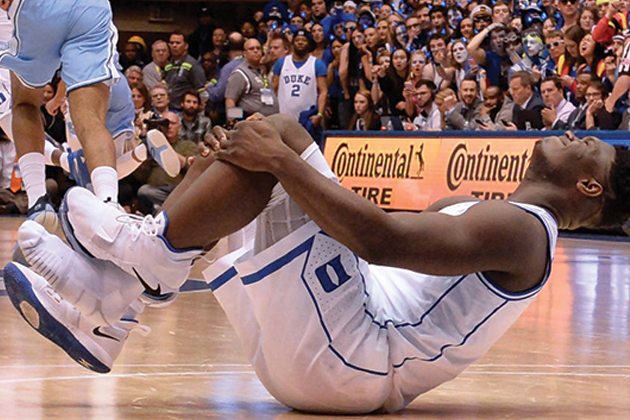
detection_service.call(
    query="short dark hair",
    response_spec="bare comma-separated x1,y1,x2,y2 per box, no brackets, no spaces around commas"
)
430,6,446,17
181,89,201,104
600,145,630,227
170,29,188,43
588,80,610,97
511,71,534,87
541,76,563,92
415,79,437,100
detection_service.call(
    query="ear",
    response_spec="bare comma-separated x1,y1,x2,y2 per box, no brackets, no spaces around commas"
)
576,178,604,198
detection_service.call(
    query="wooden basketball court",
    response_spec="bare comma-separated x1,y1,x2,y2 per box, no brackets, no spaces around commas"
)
0,216,629,419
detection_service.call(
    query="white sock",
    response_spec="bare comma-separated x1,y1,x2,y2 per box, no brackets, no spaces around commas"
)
43,141,57,165
90,166,119,203
59,153,70,172
18,152,47,208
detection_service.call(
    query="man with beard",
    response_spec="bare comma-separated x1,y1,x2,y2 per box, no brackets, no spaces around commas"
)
272,30,328,128
405,79,441,130
179,90,212,145
440,77,483,130
226,38,280,122
468,22,509,89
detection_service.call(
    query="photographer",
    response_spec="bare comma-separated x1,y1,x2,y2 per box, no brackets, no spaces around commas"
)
137,111,199,215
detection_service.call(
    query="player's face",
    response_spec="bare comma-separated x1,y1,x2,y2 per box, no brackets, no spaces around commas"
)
531,133,615,194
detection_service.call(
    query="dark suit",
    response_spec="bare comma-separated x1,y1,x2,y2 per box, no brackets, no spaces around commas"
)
512,93,545,130
554,104,587,131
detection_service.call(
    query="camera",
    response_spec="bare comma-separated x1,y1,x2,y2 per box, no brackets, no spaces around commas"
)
143,116,170,130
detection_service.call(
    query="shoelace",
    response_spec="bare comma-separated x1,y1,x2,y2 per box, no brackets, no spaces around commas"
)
115,214,161,241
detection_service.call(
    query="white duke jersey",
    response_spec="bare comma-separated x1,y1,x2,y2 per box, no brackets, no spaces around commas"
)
277,55,318,120
368,201,559,411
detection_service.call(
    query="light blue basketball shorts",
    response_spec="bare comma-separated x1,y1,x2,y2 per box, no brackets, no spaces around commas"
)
0,0,120,91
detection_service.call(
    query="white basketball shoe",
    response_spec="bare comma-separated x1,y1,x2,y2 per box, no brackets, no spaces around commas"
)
18,220,145,326
4,262,149,373
60,187,202,296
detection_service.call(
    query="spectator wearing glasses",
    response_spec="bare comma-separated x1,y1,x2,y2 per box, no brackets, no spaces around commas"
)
149,85,173,118
545,30,566,74
406,16,422,47
471,5,493,34
540,76,576,130
557,0,579,33
406,79,441,131
584,80,621,130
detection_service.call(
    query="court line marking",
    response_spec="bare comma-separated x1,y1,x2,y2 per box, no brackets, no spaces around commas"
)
3,366,630,385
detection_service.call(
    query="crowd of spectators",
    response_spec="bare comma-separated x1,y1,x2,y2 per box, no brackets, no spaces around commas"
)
115,0,630,135
23,0,630,213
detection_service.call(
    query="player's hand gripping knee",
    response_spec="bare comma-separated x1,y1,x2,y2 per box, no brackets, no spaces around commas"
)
213,119,293,173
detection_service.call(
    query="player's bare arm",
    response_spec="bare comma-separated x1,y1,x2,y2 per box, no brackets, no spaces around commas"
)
215,117,549,291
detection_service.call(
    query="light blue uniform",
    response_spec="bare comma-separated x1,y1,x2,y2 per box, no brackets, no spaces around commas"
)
0,0,120,91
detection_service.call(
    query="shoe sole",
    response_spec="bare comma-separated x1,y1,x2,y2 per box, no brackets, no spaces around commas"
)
146,129,180,178
3,262,110,374
59,194,94,259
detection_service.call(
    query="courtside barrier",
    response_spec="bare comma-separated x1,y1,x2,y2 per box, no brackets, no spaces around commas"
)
322,130,630,212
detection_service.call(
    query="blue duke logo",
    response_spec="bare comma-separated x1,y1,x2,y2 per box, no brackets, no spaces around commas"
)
315,255,351,292
283,74,312,85
303,233,357,293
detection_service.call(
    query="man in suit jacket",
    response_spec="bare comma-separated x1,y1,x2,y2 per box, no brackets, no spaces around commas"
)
442,77,484,130
510,71,545,130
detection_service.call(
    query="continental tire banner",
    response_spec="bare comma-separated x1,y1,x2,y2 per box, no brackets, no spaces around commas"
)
323,136,540,211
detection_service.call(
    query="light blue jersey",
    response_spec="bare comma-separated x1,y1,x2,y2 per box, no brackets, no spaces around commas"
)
0,0,120,91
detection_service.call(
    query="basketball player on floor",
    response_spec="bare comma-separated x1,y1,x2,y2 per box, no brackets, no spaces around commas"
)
6,115,630,413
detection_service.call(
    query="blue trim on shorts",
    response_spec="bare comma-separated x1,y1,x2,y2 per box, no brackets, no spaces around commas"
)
209,267,238,291
241,232,390,377
241,238,315,285
392,300,509,368
363,275,467,329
